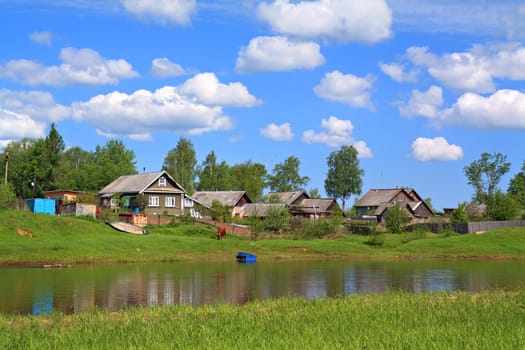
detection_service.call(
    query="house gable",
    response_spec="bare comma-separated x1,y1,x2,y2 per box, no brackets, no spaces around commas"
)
191,191,252,208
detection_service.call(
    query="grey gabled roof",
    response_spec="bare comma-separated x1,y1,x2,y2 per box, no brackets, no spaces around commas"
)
241,203,286,217
98,170,185,195
191,191,251,207
294,198,337,213
354,189,404,207
265,191,309,205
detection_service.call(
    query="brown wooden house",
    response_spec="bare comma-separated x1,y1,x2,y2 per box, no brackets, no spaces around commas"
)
98,170,192,216
353,188,433,223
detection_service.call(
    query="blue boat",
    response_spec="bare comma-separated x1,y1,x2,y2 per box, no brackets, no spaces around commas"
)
236,252,256,263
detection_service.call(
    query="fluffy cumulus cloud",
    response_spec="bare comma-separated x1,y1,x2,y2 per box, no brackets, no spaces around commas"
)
0,109,46,142
120,0,196,25
260,122,294,141
441,89,525,130
257,0,391,43
235,36,325,72
379,62,417,82
29,31,53,46
0,89,70,122
72,86,233,138
302,116,372,157
179,73,261,107
0,47,138,87
399,85,443,119
411,137,463,162
314,70,375,110
151,58,186,78
406,43,525,93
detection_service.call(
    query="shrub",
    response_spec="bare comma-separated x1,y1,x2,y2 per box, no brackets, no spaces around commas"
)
0,183,16,209
264,205,289,233
384,203,410,234
365,223,384,246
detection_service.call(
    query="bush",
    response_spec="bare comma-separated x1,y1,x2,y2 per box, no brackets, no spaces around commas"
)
485,191,519,221
287,218,334,239
264,206,289,233
0,183,16,209
384,203,410,233
365,224,384,246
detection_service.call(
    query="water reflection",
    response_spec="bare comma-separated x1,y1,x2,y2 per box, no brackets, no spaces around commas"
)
1,260,524,315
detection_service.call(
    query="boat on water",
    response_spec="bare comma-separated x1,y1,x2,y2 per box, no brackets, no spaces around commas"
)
236,252,256,263
106,221,148,235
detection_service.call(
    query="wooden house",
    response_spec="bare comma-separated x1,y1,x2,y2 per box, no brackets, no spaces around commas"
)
191,190,252,214
264,191,309,205
289,198,340,219
98,170,192,216
353,188,433,223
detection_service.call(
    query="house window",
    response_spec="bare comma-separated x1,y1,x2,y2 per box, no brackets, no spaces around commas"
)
148,196,160,207
159,176,166,187
165,196,176,208
110,198,119,207
184,197,194,207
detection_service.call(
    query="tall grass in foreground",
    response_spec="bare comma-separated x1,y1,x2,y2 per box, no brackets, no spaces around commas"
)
1,291,525,349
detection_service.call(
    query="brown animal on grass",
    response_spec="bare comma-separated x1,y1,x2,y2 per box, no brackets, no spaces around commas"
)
17,228,33,238
217,226,226,240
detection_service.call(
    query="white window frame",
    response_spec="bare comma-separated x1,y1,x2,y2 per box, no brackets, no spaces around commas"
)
159,176,166,187
110,198,119,207
165,196,176,208
184,197,194,208
148,195,160,207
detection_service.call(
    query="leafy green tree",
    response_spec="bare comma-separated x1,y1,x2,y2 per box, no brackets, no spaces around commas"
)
230,161,267,202
2,139,33,198
464,152,511,204
384,203,411,233
308,188,321,199
324,145,364,211
93,139,137,189
55,147,95,191
196,151,231,191
266,156,309,193
0,183,17,209
485,191,519,221
210,199,229,222
264,205,289,233
508,161,525,208
163,138,197,194
451,202,469,223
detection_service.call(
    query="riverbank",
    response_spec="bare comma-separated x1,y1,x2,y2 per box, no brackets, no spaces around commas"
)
1,210,525,266
1,291,524,349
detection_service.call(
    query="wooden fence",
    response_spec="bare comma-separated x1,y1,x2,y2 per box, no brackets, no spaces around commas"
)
413,221,525,234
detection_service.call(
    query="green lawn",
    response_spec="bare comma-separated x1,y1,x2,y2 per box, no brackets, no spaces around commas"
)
1,209,525,266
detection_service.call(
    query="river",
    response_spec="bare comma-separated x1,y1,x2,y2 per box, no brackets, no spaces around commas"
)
1,259,525,315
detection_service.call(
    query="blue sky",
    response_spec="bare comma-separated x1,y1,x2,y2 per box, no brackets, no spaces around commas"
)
1,0,525,210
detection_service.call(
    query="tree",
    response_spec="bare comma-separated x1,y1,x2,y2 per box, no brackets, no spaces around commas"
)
384,203,411,233
451,202,469,223
324,145,364,211
44,123,65,188
464,152,511,204
0,183,16,209
196,151,231,191
308,188,321,199
266,156,309,193
55,147,95,191
93,139,137,189
230,161,267,202
485,191,519,221
163,138,197,194
264,205,289,233
508,161,525,209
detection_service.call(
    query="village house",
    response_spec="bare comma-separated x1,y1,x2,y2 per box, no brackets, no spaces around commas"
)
191,191,252,216
264,191,340,220
98,170,196,217
353,188,433,223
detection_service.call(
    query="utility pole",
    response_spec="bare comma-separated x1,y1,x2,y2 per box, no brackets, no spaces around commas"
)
4,151,8,184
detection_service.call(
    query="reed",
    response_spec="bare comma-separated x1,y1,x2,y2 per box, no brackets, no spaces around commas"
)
1,291,524,349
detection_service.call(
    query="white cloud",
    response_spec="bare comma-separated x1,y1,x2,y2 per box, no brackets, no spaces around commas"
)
302,116,372,157
0,89,70,122
151,58,186,78
0,109,46,140
29,31,53,46
441,89,525,130
406,43,525,93
179,72,261,107
235,36,325,73
120,0,196,25
502,4,525,39
257,0,391,43
260,123,294,141
0,47,138,87
72,86,234,138
399,85,443,119
379,62,417,82
314,70,375,110
411,137,463,162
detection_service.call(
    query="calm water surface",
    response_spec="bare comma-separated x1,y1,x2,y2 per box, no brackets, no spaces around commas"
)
1,260,525,315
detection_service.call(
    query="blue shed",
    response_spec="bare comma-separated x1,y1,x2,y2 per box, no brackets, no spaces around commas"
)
26,198,56,215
